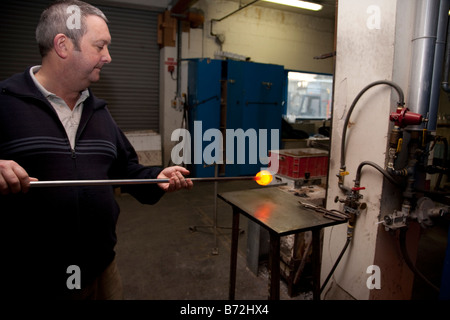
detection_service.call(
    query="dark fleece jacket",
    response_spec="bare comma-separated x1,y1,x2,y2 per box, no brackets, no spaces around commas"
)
0,68,165,298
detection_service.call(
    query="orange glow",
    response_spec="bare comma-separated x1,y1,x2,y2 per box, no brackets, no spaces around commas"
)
254,203,275,223
255,170,273,186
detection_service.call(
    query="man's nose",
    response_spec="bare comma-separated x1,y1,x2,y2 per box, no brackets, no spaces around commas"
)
103,47,112,64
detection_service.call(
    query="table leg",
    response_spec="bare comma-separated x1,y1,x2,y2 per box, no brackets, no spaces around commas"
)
228,206,240,300
268,232,280,300
312,228,321,300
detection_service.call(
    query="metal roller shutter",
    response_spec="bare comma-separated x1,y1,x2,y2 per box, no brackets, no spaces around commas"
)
0,0,160,132
0,1,47,79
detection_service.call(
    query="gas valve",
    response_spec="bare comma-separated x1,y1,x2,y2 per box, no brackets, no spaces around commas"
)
389,107,424,128
335,188,366,240
334,187,365,217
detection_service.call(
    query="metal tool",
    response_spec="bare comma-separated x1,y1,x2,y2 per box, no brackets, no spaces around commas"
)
29,175,257,188
298,200,350,221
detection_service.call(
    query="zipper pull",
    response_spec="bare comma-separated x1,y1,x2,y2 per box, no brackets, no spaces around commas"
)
71,148,76,158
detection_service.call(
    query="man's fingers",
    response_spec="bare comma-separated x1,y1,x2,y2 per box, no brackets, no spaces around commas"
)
157,166,194,192
166,171,192,192
13,165,32,193
0,160,32,194
0,174,10,195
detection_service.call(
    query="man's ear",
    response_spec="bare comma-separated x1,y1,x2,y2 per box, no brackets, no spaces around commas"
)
53,33,70,59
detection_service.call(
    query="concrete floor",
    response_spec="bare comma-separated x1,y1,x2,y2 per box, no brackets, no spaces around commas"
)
114,180,312,300
113,180,449,300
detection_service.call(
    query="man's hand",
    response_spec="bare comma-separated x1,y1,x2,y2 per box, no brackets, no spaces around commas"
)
157,166,193,192
0,160,37,195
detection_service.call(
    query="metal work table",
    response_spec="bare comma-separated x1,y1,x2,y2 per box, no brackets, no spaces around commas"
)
218,186,346,300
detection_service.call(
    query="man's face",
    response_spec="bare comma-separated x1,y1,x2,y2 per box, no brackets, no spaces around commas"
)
69,15,112,88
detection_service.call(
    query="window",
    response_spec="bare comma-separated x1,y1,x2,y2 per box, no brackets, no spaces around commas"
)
284,71,333,122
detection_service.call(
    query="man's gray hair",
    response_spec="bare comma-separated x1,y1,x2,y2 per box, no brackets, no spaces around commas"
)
36,0,108,57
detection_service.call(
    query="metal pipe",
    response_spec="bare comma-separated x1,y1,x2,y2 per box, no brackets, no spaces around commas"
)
429,0,450,131
442,19,450,93
407,0,440,129
29,175,257,188
210,0,259,37
213,164,219,254
176,17,182,99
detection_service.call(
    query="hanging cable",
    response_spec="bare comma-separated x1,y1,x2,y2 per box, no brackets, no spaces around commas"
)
320,237,351,294
399,227,440,293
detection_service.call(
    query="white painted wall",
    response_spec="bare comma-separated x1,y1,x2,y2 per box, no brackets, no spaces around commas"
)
193,0,335,73
160,0,335,165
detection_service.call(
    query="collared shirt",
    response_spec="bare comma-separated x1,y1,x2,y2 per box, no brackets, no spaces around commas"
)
29,65,89,149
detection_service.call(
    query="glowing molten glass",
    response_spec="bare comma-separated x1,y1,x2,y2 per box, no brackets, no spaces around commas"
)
255,170,273,186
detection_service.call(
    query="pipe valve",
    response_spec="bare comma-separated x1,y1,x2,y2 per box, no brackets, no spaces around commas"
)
389,107,425,128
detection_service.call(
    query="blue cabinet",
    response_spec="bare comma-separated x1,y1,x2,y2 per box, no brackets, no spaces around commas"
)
187,59,283,177
187,59,222,177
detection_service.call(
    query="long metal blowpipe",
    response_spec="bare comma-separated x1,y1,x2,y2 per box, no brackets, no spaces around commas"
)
29,176,253,188
28,170,273,188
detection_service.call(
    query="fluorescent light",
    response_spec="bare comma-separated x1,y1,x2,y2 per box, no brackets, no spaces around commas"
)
263,0,323,11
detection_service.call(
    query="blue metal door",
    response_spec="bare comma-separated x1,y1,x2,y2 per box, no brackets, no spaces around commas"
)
187,59,222,177
224,61,284,176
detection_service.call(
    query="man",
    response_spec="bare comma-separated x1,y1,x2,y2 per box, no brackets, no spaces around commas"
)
0,0,192,299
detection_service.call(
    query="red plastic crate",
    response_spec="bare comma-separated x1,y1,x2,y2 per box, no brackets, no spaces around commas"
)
269,148,329,179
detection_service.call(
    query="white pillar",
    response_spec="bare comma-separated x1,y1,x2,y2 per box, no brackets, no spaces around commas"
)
322,0,419,300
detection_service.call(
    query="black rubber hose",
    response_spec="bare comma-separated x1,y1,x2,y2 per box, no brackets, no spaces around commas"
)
355,161,403,187
320,237,351,294
399,227,440,293
340,81,405,171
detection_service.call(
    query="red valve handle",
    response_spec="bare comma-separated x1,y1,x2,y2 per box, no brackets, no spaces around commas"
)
352,187,366,191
